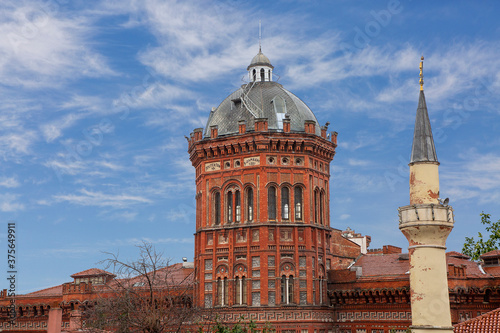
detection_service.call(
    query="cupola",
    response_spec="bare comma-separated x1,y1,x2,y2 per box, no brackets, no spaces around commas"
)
247,48,274,82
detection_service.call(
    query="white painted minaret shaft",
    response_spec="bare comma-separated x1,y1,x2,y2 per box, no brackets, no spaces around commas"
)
399,57,454,333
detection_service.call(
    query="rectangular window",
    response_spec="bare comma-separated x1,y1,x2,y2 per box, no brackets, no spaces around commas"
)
299,270,306,277
268,269,275,277
300,280,307,288
205,282,212,291
205,259,213,271
268,255,275,267
252,280,260,289
252,270,260,277
299,256,306,268
268,280,275,289
268,291,276,306
252,256,260,268
252,292,261,306
205,273,212,280
204,294,213,308
300,291,307,305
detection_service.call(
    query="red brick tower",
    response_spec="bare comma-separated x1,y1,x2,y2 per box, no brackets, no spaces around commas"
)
188,50,341,330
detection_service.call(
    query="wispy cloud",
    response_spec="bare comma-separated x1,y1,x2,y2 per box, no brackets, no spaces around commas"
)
0,176,20,188
53,189,152,208
0,193,25,212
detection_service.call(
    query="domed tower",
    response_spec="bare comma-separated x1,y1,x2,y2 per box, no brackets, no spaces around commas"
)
188,50,338,329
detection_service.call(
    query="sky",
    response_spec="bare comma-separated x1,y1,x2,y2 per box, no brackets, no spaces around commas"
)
1,0,500,293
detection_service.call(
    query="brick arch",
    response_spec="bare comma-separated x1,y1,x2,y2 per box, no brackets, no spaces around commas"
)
233,263,248,278
215,264,230,279
279,261,295,277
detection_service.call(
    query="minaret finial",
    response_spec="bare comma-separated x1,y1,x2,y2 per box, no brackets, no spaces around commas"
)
259,20,262,53
419,55,424,91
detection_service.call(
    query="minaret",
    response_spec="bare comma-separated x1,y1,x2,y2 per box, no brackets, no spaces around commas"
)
398,56,455,333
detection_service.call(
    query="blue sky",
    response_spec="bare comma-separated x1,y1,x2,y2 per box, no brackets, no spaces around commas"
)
1,0,500,293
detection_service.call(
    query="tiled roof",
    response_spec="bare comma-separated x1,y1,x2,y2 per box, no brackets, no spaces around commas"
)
23,285,63,297
483,266,500,277
71,268,115,278
480,250,500,258
447,251,471,260
454,307,500,333
352,251,487,278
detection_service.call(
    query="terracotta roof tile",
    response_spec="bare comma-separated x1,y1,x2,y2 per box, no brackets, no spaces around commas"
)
454,307,500,333
71,268,116,278
483,266,500,277
23,285,63,297
447,251,471,260
480,250,500,258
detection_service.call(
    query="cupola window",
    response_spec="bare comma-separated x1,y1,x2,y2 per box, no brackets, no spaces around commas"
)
260,68,265,82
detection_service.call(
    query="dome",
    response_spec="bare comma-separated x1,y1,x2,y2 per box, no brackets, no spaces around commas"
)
247,50,274,70
204,81,321,137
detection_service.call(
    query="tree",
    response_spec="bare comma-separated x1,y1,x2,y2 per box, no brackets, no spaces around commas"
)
83,242,195,333
462,213,500,261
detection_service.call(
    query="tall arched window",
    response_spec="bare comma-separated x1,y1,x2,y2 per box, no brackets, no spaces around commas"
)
268,186,276,220
281,187,290,220
252,69,256,81
294,187,302,220
247,188,254,222
214,192,221,225
235,277,247,305
235,190,241,223
217,277,228,306
319,191,324,225
314,189,319,224
260,68,265,82
281,275,294,304
227,191,233,223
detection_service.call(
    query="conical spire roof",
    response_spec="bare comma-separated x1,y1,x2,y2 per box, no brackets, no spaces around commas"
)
410,90,438,164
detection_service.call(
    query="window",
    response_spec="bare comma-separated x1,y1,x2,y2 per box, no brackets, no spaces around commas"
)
294,187,302,220
260,68,265,82
281,275,294,304
235,277,247,305
247,188,254,222
227,191,233,223
282,187,290,220
235,190,241,222
314,189,319,224
214,192,220,225
268,186,276,220
217,277,228,306
320,191,324,225
252,69,256,81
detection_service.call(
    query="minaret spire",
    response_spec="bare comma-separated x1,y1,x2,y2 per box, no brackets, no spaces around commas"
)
410,56,438,165
259,20,262,53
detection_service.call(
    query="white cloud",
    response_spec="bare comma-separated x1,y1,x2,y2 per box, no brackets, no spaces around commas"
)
0,131,37,160
0,1,115,88
0,194,25,212
0,177,20,188
53,189,152,208
339,214,351,220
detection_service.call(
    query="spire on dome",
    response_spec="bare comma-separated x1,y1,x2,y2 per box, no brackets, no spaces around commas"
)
410,56,438,164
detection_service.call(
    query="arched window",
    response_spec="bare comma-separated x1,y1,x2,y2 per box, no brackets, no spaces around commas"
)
217,277,228,306
227,191,233,223
252,69,256,81
235,190,241,223
294,187,302,220
214,192,221,225
247,188,254,222
268,186,276,220
314,189,319,224
281,187,290,220
281,275,294,304
260,68,265,82
235,276,247,305
319,191,324,225
268,69,271,80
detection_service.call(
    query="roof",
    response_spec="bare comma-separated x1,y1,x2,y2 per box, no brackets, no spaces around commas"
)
204,81,321,137
247,50,273,69
454,307,500,333
481,250,500,258
71,268,116,278
350,251,486,278
23,284,63,297
410,90,438,164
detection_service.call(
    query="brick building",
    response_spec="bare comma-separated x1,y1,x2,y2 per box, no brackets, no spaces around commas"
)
0,50,500,333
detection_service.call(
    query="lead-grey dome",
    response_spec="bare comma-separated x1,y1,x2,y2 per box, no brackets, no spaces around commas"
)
204,81,321,137
247,51,274,70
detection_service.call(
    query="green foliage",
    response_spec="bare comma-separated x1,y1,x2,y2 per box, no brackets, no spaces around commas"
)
462,213,500,261
204,316,272,333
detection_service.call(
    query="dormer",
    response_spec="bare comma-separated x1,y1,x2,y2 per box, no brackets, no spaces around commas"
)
70,268,116,285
